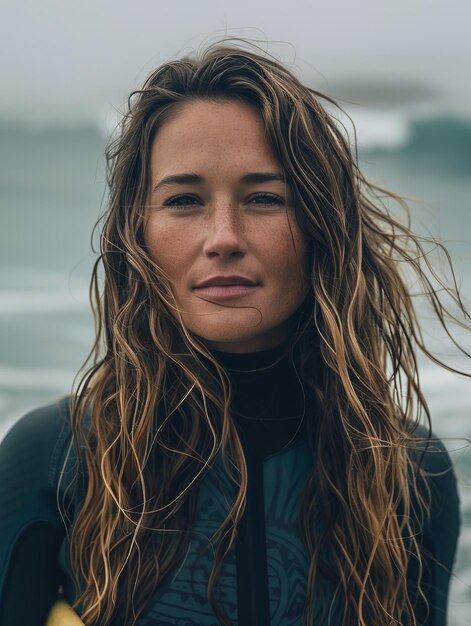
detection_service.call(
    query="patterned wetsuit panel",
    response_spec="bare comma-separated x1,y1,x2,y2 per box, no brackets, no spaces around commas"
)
264,443,343,625
135,457,238,625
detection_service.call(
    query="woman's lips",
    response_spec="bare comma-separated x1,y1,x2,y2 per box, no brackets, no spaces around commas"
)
193,284,260,300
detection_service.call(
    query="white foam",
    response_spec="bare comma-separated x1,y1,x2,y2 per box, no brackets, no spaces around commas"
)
332,107,412,150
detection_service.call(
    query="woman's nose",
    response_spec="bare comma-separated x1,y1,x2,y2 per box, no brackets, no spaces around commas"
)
202,204,248,259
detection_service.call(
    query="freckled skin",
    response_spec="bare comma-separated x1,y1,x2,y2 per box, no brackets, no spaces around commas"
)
144,99,310,353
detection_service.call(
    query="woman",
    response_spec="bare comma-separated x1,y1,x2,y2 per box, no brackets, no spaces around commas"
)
0,40,466,626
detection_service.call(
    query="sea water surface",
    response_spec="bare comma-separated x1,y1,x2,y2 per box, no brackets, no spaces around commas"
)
1,112,471,622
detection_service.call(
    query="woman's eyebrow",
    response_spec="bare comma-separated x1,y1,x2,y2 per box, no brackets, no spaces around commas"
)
152,171,285,193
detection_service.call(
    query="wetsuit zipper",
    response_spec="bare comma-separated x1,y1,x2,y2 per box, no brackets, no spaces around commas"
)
235,445,271,625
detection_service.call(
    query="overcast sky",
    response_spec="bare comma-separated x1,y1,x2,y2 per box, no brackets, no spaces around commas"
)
1,0,470,125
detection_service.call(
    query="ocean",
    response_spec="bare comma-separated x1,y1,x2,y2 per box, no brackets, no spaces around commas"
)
1,111,471,622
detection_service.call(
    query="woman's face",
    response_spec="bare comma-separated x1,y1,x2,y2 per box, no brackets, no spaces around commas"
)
145,99,310,353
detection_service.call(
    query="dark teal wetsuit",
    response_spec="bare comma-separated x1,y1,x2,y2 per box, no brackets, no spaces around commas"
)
0,345,462,625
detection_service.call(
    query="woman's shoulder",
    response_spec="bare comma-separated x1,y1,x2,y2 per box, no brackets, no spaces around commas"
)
408,422,461,562
0,396,74,493
0,398,78,619
3,396,72,435
1,396,73,446
410,422,458,479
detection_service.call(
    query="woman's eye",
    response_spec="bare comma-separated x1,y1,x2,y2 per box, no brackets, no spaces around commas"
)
248,193,284,206
163,195,200,209
162,193,284,210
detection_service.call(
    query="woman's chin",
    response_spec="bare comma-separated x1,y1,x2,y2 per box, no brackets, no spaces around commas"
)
190,324,292,354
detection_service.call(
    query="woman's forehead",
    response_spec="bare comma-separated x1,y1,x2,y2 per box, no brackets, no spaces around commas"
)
149,100,282,180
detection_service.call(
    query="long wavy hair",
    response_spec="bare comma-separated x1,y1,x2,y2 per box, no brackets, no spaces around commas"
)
64,40,470,625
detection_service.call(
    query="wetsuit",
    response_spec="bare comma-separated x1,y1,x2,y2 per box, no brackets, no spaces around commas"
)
0,344,461,625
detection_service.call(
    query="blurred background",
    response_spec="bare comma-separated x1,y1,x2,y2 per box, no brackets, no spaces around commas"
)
1,0,470,621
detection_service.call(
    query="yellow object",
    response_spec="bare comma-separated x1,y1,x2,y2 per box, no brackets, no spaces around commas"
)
46,600,85,626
